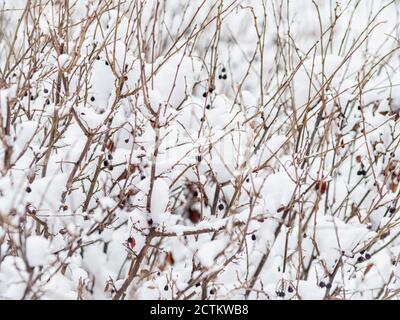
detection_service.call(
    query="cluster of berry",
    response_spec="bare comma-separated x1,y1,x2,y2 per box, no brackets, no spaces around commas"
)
357,251,371,263
218,67,227,80
103,154,114,171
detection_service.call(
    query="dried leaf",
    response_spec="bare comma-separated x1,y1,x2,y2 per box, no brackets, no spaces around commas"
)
165,252,175,266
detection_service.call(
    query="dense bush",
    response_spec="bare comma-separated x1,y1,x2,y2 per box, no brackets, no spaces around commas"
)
1,0,400,300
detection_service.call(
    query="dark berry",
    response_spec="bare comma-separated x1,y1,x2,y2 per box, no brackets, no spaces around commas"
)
195,283,201,287
105,60,109,66
251,234,256,241
222,67,226,73
46,99,50,105
390,207,396,214
108,165,114,171
200,117,205,122
319,281,325,288
202,92,207,98
30,95,34,101
357,256,365,263
44,88,49,94
218,203,224,211
193,190,198,197
196,155,202,162
222,74,227,80
357,169,367,176
326,283,332,289
148,219,153,226
206,104,211,110
96,56,101,60
26,186,32,193
164,285,168,291
90,96,95,102
103,160,109,167
141,175,146,180
288,286,294,293
365,253,371,260
218,75,222,80
209,289,215,294
118,201,125,209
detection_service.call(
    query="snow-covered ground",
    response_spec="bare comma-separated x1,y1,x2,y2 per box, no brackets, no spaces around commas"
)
1,0,400,300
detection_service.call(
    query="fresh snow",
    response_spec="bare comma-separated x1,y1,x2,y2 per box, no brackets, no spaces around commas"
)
0,0,400,300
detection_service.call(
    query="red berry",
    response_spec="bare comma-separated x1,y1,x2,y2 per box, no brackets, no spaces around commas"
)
127,237,136,248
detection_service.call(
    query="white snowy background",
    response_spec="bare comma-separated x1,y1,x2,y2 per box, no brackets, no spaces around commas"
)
1,0,400,300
